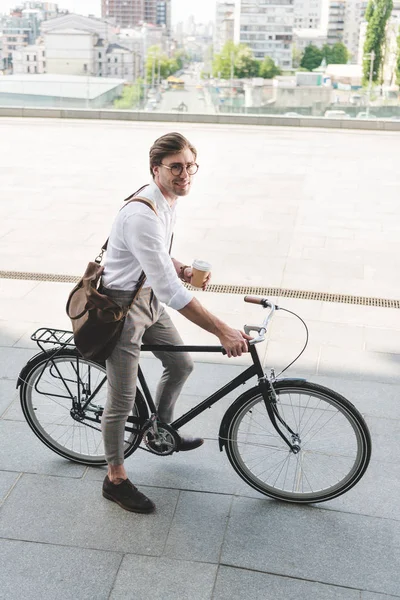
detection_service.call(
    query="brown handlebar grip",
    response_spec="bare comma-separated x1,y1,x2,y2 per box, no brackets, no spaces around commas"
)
244,296,263,305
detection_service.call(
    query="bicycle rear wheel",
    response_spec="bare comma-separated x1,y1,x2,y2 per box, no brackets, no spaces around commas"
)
224,380,371,503
20,349,148,466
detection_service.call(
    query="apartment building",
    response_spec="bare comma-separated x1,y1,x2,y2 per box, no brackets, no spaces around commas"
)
40,14,113,75
11,42,46,74
325,0,346,44
101,0,160,28
293,0,329,29
215,1,235,52
234,0,294,68
342,0,368,61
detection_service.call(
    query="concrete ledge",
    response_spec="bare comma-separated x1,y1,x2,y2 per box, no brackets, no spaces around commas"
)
1,106,400,132
60,109,101,119
0,107,24,117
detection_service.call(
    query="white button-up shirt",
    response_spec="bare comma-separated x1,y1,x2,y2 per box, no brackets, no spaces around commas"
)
102,181,193,311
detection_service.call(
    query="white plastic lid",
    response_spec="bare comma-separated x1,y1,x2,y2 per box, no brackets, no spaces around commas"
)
192,259,212,271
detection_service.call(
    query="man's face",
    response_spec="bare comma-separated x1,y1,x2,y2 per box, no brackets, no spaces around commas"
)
152,147,196,201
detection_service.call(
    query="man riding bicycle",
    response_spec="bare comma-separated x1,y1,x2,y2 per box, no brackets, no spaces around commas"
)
100,132,251,513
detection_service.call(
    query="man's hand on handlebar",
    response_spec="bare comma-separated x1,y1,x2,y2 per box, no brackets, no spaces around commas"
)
219,327,253,358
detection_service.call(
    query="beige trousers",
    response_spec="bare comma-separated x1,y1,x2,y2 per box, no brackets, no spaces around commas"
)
102,287,194,465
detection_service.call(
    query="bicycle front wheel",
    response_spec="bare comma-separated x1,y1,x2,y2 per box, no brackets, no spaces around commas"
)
224,380,371,503
20,349,147,466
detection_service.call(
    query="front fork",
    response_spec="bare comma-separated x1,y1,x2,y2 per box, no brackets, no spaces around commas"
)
258,375,301,454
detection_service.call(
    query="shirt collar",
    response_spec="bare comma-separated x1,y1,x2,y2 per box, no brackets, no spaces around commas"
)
145,180,175,213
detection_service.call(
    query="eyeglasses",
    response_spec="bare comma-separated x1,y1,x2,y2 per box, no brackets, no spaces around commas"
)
160,162,199,176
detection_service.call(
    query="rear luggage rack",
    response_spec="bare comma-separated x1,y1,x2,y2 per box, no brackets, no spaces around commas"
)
31,328,75,351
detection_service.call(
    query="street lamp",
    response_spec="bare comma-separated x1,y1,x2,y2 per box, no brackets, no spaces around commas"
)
365,50,375,118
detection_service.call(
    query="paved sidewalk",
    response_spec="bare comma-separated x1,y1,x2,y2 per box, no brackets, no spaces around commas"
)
1,118,400,599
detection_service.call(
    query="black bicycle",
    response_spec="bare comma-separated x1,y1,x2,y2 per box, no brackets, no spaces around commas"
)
17,296,371,504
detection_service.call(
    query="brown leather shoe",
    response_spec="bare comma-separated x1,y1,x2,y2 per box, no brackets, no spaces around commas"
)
102,476,155,513
177,435,204,452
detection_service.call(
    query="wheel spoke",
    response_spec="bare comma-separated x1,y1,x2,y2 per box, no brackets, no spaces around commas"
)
21,352,142,465
226,383,370,503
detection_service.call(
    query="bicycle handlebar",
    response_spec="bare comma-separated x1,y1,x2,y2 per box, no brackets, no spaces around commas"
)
243,296,276,345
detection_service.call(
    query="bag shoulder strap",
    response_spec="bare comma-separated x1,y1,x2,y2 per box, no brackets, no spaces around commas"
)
98,194,158,258
97,192,159,310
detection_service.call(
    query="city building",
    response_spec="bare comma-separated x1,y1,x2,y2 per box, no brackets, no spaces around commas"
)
293,27,327,51
343,0,368,62
11,42,46,74
41,13,116,76
234,0,294,68
215,1,235,52
101,0,158,28
156,0,171,34
0,73,124,107
293,0,329,29
98,41,139,80
325,0,346,45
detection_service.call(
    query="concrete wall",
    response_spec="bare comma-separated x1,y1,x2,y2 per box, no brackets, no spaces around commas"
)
1,106,400,132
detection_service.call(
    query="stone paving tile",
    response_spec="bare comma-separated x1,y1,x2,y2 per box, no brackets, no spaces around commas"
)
0,474,178,554
228,457,400,522
212,565,361,600
0,319,39,348
269,316,365,350
313,376,399,420
362,593,400,599
0,420,86,477
318,346,400,384
364,327,400,355
110,556,217,600
366,415,400,464
87,438,240,496
0,471,20,502
0,379,19,418
0,538,122,600
317,459,400,520
164,490,232,563
221,498,400,597
1,396,25,421
0,347,37,381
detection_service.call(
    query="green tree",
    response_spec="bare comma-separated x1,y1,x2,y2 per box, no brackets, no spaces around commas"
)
396,32,400,84
145,46,186,84
212,40,237,78
292,46,302,69
322,42,350,64
114,80,144,109
212,41,259,78
146,46,172,84
259,56,281,78
300,45,323,71
363,0,393,84
234,44,260,77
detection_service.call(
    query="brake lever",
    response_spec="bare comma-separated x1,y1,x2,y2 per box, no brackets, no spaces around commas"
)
244,325,263,336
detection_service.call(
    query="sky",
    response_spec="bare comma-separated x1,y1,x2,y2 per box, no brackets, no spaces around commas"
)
0,0,217,24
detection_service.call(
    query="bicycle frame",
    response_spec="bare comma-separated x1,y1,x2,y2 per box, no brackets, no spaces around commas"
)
18,327,299,452
139,342,298,452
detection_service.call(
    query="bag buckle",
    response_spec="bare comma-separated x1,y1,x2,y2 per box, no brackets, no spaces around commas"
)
95,249,104,264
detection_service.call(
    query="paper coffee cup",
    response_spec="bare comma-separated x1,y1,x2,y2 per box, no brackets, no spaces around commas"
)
191,259,211,288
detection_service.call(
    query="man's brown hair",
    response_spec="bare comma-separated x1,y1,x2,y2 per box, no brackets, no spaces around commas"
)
149,132,197,177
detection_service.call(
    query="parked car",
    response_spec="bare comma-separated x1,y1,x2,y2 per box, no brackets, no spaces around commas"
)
283,112,302,117
355,111,377,119
324,110,350,119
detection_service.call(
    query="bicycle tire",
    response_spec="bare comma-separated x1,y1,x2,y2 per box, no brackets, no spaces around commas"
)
223,380,371,503
19,349,148,466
